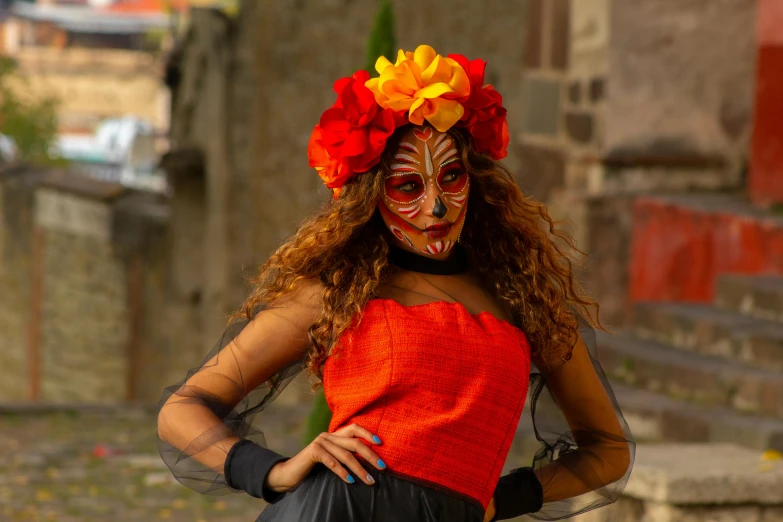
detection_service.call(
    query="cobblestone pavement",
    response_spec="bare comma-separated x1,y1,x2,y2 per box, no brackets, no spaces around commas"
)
0,402,310,522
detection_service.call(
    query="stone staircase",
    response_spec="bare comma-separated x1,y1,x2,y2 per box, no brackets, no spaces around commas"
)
500,271,783,521
599,273,783,452
539,274,783,521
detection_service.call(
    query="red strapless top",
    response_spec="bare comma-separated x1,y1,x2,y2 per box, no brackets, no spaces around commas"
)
323,298,531,510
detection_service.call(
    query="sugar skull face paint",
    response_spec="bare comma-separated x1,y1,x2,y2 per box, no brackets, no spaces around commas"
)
378,126,469,258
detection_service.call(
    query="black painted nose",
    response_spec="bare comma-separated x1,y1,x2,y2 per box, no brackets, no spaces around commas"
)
433,196,447,218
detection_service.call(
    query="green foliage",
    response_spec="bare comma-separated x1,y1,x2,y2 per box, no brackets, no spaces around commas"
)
302,390,333,446
365,0,396,76
0,55,59,163
143,28,169,54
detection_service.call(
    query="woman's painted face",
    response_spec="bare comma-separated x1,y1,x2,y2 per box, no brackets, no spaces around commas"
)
378,126,469,258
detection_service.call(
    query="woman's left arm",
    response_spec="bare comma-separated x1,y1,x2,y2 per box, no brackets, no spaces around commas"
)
491,329,634,521
532,335,632,501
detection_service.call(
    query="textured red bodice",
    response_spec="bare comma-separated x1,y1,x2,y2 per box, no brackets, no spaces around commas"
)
323,298,532,509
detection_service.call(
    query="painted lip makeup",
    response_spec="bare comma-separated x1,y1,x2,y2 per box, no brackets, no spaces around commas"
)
425,222,453,239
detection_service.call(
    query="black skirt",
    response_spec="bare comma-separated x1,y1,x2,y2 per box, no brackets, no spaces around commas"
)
256,459,486,522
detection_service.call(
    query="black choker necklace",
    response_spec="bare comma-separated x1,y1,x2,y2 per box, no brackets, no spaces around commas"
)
387,244,468,275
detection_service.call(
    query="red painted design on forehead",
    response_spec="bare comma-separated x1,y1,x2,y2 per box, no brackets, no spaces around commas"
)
399,141,418,153
413,127,433,142
391,164,420,173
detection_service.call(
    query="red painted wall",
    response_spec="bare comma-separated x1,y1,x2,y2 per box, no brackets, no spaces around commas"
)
629,198,783,303
750,0,783,207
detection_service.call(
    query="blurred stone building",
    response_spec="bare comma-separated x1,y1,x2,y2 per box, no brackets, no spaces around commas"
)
520,0,759,324
1,0,174,133
518,1,783,520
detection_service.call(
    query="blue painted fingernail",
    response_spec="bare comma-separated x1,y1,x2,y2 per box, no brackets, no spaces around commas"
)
372,435,382,444
377,459,386,469
347,475,355,483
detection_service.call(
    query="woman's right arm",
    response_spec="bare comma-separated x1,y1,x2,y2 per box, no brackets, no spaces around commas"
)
157,278,320,468
156,279,385,501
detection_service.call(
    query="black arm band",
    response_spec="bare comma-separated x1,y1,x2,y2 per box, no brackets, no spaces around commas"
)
491,466,544,520
224,439,290,503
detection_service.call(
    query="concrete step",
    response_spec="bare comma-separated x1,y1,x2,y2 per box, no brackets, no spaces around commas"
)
624,443,783,507
596,331,783,419
611,381,783,452
716,273,783,322
575,444,783,522
633,302,783,371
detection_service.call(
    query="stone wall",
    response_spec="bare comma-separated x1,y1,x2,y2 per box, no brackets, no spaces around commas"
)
519,0,758,326
554,0,756,175
517,0,570,203
37,222,129,402
607,0,756,170
583,195,635,327
0,167,171,404
0,165,47,401
113,190,172,404
33,175,130,402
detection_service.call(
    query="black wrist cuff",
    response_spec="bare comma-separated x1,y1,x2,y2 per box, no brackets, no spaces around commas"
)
491,466,544,520
224,439,290,503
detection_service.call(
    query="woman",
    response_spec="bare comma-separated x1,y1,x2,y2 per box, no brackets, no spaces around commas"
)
156,45,634,522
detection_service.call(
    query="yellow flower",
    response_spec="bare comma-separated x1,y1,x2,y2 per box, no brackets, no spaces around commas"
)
366,45,470,132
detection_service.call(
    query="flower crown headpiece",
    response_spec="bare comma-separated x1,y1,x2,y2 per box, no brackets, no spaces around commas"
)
307,44,509,198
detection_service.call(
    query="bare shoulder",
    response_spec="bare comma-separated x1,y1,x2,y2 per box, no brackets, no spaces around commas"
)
276,277,324,304
263,277,325,325
230,278,325,366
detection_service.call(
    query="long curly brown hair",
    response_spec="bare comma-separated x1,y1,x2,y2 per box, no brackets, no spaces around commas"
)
234,125,602,386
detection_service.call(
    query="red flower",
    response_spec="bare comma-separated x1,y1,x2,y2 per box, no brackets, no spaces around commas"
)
448,54,510,160
308,70,398,193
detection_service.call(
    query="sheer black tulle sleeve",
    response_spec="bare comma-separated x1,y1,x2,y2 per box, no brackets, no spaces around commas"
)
155,283,321,496
522,311,635,520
